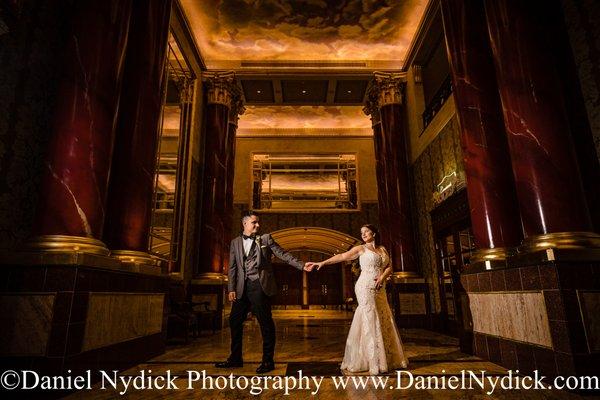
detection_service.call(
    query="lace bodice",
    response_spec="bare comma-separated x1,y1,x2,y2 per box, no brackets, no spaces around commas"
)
358,246,388,277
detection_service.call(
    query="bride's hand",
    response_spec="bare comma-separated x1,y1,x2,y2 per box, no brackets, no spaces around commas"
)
374,276,384,290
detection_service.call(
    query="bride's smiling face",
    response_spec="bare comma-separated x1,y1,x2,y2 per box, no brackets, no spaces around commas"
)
361,227,375,243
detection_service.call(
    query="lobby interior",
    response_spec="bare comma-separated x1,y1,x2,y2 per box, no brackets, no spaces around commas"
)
1,0,600,398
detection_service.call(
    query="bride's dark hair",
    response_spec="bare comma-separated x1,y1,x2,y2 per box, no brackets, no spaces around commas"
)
361,224,381,246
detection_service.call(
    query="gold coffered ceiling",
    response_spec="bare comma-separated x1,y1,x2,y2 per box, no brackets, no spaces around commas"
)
180,0,429,70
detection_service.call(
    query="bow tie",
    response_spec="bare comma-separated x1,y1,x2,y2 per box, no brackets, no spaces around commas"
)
242,234,256,240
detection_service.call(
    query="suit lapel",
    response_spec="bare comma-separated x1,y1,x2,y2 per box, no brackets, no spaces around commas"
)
256,235,263,265
236,237,244,267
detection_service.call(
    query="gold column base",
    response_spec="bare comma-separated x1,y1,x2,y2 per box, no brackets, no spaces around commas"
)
110,250,158,266
471,247,515,263
519,232,600,253
25,235,109,256
192,272,228,285
392,271,420,279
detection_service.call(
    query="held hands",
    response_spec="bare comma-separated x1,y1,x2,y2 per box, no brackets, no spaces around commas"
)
303,262,315,272
305,261,324,271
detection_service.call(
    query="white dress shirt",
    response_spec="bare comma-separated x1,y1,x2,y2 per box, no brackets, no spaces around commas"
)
243,237,254,257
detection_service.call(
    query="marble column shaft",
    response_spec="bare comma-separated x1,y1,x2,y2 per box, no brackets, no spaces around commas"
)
33,0,132,239
484,0,593,236
222,108,242,274
103,0,172,252
440,0,522,250
379,102,419,273
370,119,392,251
197,74,236,274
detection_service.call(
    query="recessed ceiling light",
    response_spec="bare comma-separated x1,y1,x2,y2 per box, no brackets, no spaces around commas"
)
257,90,261,94
302,90,307,94
347,90,352,93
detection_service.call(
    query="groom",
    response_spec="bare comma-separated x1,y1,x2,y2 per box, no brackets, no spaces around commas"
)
215,210,314,373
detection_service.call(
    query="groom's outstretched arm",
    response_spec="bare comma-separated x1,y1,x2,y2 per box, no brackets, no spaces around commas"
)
266,234,305,271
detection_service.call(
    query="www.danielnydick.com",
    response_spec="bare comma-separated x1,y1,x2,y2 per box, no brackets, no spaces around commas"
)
1,369,599,396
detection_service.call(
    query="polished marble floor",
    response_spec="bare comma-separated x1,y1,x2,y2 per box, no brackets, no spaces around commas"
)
64,310,596,399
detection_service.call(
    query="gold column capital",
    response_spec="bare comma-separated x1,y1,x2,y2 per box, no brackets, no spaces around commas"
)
372,71,405,106
228,94,245,128
203,71,240,108
362,89,380,126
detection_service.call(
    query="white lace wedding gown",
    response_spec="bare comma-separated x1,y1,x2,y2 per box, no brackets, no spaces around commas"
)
340,245,408,375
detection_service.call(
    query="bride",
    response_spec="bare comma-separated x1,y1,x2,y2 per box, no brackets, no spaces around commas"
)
309,224,408,375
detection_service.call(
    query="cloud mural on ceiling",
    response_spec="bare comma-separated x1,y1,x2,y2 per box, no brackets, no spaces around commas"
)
238,105,371,129
180,0,428,66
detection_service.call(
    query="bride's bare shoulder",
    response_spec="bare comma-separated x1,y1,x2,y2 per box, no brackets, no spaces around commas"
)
350,245,365,256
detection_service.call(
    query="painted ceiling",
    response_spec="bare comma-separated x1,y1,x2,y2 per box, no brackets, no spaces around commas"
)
180,0,429,69
238,105,371,130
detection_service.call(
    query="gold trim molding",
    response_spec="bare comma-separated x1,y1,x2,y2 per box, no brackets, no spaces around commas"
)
110,250,158,266
520,231,600,253
471,247,516,263
193,272,228,285
25,235,109,256
392,271,420,280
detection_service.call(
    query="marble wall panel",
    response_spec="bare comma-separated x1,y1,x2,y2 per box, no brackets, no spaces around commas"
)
579,290,600,352
192,293,218,311
0,294,55,355
468,292,552,347
409,114,463,313
398,293,427,315
82,293,164,352
561,0,600,164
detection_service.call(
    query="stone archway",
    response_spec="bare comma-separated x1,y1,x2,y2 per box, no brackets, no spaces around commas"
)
271,226,361,256
270,227,362,308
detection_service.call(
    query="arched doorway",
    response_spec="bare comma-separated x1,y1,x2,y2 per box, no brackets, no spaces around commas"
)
270,227,361,309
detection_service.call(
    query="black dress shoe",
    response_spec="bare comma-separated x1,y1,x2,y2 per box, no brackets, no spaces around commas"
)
214,360,243,368
256,362,275,374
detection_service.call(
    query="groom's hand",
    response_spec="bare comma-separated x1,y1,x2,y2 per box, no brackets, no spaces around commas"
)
228,291,237,302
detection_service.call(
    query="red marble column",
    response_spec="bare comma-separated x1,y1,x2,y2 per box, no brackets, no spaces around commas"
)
484,0,597,245
373,73,419,274
440,0,522,258
364,102,391,251
30,0,132,254
222,99,245,274
103,0,172,264
197,73,237,276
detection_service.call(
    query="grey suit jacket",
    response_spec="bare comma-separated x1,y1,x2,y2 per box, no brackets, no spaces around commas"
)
228,233,304,297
